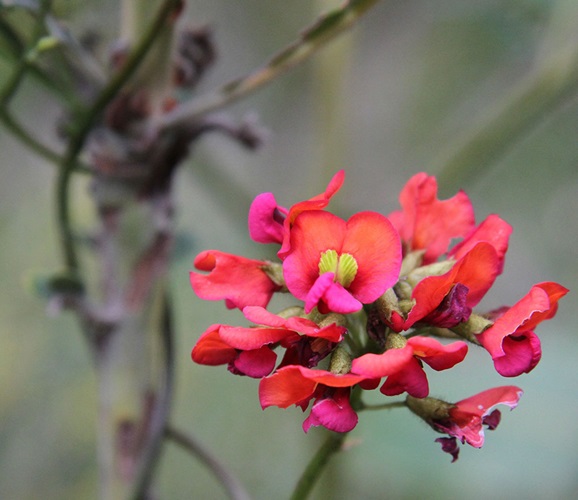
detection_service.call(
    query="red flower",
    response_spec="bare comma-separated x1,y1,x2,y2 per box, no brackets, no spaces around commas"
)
190,250,281,310
476,282,569,376
407,385,523,462
387,242,500,331
351,336,468,398
259,365,366,433
283,210,401,314
191,306,346,378
248,170,345,258
388,173,475,264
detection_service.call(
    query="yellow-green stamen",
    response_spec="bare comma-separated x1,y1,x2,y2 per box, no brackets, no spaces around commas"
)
318,249,358,287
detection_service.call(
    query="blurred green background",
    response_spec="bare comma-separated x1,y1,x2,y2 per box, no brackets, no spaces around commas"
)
1,0,578,498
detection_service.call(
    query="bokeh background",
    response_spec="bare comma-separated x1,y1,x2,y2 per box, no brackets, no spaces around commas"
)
1,0,578,499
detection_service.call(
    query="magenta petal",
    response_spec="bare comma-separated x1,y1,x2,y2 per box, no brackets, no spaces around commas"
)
233,347,277,378
304,273,362,314
493,332,541,377
380,357,429,398
248,192,287,244
303,390,358,433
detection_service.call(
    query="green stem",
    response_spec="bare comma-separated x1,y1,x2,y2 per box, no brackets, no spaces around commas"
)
55,0,181,274
0,0,51,109
158,0,381,130
165,426,252,500
290,432,347,500
0,109,61,163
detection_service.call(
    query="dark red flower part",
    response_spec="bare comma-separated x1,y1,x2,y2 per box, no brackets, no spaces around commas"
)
476,282,569,376
190,250,281,310
435,437,460,463
388,173,475,264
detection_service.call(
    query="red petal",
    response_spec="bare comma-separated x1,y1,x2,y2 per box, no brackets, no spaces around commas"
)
407,337,468,371
191,326,236,365
351,346,415,378
342,211,402,303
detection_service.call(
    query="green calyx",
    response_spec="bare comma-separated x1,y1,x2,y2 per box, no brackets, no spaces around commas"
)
318,249,358,288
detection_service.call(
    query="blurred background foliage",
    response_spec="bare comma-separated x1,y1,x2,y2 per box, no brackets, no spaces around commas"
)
1,0,578,498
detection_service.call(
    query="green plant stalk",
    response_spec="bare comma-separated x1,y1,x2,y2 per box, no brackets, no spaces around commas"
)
0,108,62,163
290,431,348,500
158,0,382,130
0,0,51,108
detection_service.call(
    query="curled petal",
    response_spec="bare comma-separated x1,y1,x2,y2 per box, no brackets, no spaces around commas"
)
191,325,236,365
380,357,429,398
305,273,363,314
492,331,541,377
303,389,358,433
248,192,288,244
233,347,277,378
407,337,468,371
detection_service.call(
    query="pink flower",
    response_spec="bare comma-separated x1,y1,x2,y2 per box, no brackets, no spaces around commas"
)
248,170,345,258
190,250,281,310
283,210,401,314
191,306,346,378
388,173,475,264
387,242,500,331
351,336,468,398
259,365,366,433
476,282,569,376
416,386,522,462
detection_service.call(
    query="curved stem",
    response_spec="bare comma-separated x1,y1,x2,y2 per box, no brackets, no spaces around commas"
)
165,426,252,500
358,400,406,412
158,0,381,130
290,432,347,500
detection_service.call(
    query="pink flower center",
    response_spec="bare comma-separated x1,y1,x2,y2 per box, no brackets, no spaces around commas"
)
318,249,358,288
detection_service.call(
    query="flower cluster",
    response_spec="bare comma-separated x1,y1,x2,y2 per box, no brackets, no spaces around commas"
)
189,171,567,461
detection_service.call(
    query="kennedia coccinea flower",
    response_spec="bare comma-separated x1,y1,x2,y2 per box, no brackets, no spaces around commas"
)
383,242,501,332
248,170,345,258
406,386,523,462
283,210,401,314
388,172,475,264
259,364,366,433
190,250,282,310
476,282,569,377
351,334,468,398
192,306,346,377
189,170,567,461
